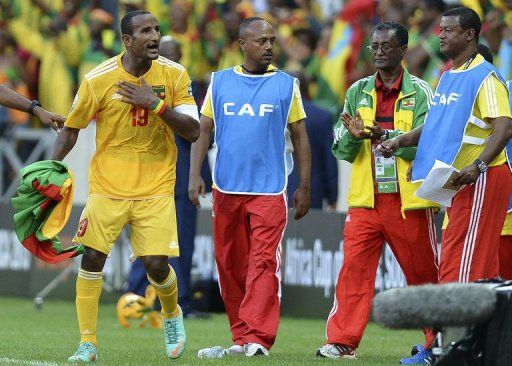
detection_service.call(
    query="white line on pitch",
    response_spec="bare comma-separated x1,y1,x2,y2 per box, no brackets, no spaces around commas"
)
0,358,59,366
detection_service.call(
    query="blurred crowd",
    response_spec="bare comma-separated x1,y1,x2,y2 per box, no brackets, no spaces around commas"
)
1,0,512,136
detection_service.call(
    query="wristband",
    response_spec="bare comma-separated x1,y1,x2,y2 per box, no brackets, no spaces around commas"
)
151,99,165,115
156,102,167,116
28,100,41,116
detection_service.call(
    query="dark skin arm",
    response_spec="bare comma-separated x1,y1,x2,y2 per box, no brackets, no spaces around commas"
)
51,126,79,160
188,115,214,208
289,119,311,220
117,77,200,142
0,84,65,132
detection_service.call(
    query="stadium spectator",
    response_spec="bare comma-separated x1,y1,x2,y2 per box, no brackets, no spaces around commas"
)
189,17,311,358
287,70,338,210
78,8,118,81
126,35,211,319
317,21,439,363
406,0,447,88
380,7,512,284
50,10,199,362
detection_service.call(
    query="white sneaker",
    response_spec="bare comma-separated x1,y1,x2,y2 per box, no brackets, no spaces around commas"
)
315,343,358,360
244,343,269,357
224,344,245,356
197,344,244,359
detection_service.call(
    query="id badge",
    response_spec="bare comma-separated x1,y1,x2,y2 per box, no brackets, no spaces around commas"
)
374,153,398,193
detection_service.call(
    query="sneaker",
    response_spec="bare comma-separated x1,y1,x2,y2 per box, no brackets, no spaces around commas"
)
163,305,186,359
225,344,245,356
400,345,433,364
315,343,357,360
197,344,245,359
67,342,98,363
244,343,269,357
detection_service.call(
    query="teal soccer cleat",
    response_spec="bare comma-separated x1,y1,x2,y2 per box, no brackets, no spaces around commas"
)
163,305,186,359
67,342,98,363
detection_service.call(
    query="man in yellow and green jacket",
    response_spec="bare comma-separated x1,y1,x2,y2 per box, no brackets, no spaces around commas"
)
316,22,439,364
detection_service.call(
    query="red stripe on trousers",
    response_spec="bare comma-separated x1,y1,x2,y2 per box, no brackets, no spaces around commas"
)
440,164,512,283
212,189,286,349
326,193,438,348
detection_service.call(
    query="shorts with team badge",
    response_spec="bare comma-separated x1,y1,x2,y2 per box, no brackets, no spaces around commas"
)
73,195,179,257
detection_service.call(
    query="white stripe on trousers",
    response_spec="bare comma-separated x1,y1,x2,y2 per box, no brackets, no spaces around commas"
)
458,172,487,282
275,192,288,303
426,208,439,270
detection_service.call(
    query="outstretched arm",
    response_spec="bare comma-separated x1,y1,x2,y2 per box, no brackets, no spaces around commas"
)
0,85,65,131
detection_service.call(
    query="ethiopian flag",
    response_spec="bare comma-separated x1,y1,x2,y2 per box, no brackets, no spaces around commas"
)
11,160,83,263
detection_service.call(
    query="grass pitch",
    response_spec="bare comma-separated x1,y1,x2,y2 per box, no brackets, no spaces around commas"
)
0,297,425,365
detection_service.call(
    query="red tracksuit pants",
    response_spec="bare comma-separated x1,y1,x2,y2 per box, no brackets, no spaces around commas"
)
500,235,512,280
440,164,512,283
212,189,287,350
326,193,439,348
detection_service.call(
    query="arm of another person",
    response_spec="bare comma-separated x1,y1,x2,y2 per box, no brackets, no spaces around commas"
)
0,85,65,131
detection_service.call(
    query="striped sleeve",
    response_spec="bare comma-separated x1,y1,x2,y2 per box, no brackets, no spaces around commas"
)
475,74,511,120
411,75,434,108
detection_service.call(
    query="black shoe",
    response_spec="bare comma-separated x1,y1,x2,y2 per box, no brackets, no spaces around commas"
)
183,309,211,319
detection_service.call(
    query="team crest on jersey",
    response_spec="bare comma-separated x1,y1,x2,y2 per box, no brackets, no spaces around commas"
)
76,218,89,237
402,98,415,109
152,85,166,100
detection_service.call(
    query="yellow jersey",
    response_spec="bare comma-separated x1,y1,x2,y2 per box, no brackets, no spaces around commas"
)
452,54,511,169
65,53,196,199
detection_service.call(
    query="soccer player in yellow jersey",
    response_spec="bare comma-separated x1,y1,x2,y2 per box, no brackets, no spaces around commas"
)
51,10,199,362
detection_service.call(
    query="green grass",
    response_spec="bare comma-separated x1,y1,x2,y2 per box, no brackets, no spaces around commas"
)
0,297,425,365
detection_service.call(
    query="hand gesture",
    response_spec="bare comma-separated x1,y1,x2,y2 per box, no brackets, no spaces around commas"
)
33,107,65,133
376,138,399,158
117,77,159,109
188,175,206,208
450,164,480,188
292,186,310,220
340,111,373,139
